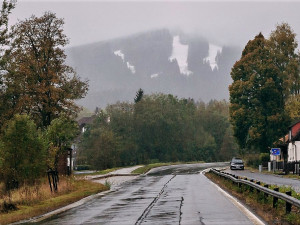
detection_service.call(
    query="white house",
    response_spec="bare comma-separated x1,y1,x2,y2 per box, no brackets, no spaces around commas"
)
287,120,300,162
288,142,300,162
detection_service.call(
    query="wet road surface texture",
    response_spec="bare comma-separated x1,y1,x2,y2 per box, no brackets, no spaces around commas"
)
36,163,258,225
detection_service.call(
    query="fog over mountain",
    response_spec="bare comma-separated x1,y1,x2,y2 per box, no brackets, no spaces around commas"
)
11,1,300,109
66,29,241,109
12,1,300,48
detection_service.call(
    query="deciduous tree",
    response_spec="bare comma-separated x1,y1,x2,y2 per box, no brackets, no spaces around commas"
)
1,12,88,128
0,0,15,129
45,114,79,169
229,25,297,153
0,114,46,191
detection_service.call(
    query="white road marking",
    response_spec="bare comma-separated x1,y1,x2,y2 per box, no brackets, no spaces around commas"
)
201,169,265,225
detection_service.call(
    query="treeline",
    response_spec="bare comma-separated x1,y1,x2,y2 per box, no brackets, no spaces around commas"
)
78,94,238,170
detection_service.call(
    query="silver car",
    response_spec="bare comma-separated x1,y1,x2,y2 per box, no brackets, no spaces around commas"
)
230,158,244,170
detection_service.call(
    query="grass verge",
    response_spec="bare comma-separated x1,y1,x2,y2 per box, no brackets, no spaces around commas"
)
132,163,174,174
132,161,205,174
74,167,121,177
0,177,108,225
206,171,300,225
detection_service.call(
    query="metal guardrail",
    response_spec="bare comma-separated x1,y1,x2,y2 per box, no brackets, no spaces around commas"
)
210,168,300,213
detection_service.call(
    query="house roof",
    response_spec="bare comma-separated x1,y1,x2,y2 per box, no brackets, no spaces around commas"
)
292,129,300,141
77,116,95,126
276,120,300,147
289,120,300,128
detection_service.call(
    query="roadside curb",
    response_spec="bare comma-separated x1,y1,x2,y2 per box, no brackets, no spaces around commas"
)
11,189,114,224
12,170,143,224
87,173,140,180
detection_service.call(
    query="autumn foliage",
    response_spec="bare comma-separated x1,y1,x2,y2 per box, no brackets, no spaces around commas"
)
0,2,87,192
229,23,300,153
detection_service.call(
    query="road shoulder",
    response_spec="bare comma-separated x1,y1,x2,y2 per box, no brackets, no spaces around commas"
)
202,170,265,225
11,165,143,224
205,169,295,225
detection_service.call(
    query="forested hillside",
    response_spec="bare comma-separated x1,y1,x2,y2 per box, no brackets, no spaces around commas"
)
77,94,238,170
66,29,241,109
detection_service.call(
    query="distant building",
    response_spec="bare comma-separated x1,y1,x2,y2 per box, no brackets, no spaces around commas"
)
270,132,288,162
287,120,300,162
77,116,95,133
71,115,97,169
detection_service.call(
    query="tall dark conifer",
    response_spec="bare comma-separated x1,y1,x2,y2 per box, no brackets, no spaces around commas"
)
134,88,144,103
229,25,297,153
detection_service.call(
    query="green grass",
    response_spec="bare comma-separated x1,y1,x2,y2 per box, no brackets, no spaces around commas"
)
87,168,120,175
132,163,172,174
225,171,300,199
74,167,120,177
132,161,205,174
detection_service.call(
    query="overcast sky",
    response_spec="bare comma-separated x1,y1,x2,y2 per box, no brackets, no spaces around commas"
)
10,1,300,48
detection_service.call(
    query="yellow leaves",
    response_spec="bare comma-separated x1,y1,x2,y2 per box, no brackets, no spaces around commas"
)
285,94,300,120
46,143,59,169
1,12,88,128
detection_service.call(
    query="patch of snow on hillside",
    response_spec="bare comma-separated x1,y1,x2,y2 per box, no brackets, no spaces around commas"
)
114,50,136,74
126,62,136,74
150,73,159,79
203,44,222,71
114,50,125,62
169,36,192,76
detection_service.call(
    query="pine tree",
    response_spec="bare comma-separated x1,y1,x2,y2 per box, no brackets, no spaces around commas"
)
134,88,144,103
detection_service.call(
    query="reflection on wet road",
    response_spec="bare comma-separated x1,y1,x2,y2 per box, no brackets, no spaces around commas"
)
37,163,258,225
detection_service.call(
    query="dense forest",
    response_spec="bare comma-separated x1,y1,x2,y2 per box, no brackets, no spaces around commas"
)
77,93,238,170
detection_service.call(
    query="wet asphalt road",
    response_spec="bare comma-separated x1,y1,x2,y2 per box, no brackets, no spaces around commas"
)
37,163,259,225
225,169,300,193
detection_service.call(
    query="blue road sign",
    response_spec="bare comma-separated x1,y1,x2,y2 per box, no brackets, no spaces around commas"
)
270,148,281,156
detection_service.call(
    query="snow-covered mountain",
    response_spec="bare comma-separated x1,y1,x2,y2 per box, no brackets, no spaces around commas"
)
66,29,241,109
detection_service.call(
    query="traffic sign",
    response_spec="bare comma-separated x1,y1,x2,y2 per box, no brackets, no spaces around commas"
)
270,148,281,156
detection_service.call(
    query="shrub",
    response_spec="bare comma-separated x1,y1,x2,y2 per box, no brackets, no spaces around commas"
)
259,153,270,164
75,165,92,171
244,154,261,168
0,115,47,191
245,153,271,168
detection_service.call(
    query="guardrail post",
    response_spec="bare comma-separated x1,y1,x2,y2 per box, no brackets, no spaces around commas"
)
286,191,292,214
238,182,241,189
249,179,254,192
256,181,261,194
273,187,279,208
264,184,269,203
